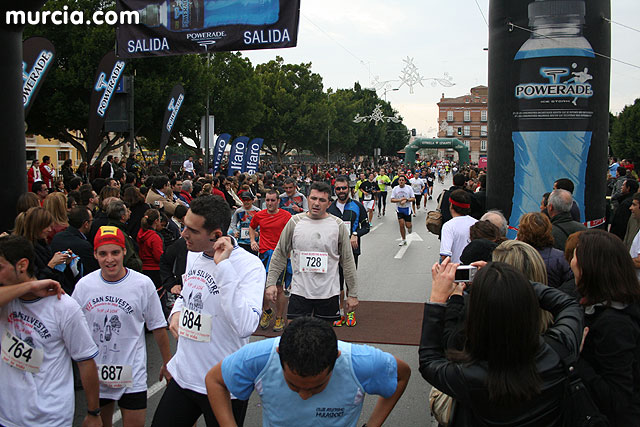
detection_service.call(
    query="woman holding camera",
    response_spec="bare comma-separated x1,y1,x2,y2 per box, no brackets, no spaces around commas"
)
420,259,583,425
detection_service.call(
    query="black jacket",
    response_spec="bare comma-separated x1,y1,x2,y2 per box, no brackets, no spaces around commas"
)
50,226,99,275
327,199,370,257
576,302,640,425
420,284,583,426
537,246,573,289
106,219,143,272
438,186,481,224
159,238,187,293
609,192,634,239
33,240,76,294
550,212,586,251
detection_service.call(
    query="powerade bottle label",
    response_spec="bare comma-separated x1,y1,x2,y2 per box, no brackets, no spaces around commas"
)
168,0,204,31
166,0,279,31
507,0,595,237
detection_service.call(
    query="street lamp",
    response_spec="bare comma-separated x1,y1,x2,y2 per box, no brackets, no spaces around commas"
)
327,91,338,163
382,87,399,101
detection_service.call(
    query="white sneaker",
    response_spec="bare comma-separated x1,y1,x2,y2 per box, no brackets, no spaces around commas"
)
398,240,407,246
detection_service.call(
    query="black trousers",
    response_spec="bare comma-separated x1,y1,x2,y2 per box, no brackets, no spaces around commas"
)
151,379,248,427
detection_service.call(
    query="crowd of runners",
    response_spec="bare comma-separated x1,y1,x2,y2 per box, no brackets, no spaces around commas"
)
0,153,638,426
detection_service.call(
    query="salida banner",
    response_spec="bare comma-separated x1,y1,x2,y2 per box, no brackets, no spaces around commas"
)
116,0,300,58
159,84,185,159
22,37,55,117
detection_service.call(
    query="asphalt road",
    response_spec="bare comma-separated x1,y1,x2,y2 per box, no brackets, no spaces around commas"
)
73,175,455,426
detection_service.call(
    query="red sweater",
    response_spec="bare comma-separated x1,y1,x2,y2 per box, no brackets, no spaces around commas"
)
137,228,163,271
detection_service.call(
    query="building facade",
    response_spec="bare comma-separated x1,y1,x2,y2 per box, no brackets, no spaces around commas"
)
436,85,488,164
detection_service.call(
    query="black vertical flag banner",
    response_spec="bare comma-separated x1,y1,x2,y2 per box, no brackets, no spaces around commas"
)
115,0,300,58
22,37,55,117
158,84,185,159
87,51,126,161
487,0,610,236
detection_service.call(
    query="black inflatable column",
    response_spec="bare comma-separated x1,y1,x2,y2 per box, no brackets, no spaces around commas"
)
487,0,610,237
0,27,27,232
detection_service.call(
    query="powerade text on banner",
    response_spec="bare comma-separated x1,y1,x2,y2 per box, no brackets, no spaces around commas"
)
487,0,610,237
22,37,55,117
116,0,300,58
159,84,185,159
243,138,263,175
227,136,250,176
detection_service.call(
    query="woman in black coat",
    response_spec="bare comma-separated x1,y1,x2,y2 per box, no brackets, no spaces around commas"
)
572,230,640,425
420,259,583,426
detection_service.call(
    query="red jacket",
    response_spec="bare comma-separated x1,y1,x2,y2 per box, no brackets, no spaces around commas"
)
39,163,54,188
137,228,163,271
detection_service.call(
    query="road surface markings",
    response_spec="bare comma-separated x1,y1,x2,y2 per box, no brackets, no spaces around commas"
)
394,233,424,259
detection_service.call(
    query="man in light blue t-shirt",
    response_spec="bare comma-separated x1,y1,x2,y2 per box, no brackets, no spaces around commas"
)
205,317,411,427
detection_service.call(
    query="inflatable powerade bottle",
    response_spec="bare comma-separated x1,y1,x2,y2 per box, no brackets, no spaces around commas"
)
509,0,594,234
138,0,280,31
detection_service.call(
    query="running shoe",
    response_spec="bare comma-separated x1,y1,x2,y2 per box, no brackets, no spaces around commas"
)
273,317,285,332
398,240,407,246
333,316,345,327
259,309,273,330
377,213,381,218
345,312,356,327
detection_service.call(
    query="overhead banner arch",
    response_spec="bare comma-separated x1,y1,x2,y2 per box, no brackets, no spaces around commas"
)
403,138,470,165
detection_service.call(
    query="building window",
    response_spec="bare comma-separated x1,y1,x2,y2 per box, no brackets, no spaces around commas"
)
447,111,453,121
481,126,487,137
481,110,487,122
481,140,487,151
446,126,453,137
463,126,470,136
57,151,70,163
465,98,470,103
464,110,470,122
464,140,470,148
26,150,37,162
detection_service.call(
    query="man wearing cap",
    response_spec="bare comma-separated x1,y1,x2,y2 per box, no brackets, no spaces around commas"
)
72,225,172,426
439,189,478,264
152,195,265,426
231,191,261,255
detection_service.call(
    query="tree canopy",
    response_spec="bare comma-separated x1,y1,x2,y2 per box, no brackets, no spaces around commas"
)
610,98,640,162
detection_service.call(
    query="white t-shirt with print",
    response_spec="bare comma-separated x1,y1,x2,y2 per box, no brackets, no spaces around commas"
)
167,243,266,394
409,177,425,195
390,185,415,216
72,269,167,400
0,295,98,427
440,215,478,264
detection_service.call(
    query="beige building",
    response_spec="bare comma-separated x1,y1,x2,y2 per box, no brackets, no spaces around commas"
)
437,85,488,163
26,134,83,173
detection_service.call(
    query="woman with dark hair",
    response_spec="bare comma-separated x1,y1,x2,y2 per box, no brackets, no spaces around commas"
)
137,208,167,316
573,230,640,425
61,158,76,189
420,259,583,425
517,212,573,288
123,185,150,239
13,207,76,293
76,161,89,184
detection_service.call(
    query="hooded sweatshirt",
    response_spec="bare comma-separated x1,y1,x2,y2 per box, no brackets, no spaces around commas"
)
137,228,164,271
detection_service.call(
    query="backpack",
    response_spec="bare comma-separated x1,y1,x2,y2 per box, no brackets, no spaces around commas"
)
544,336,609,427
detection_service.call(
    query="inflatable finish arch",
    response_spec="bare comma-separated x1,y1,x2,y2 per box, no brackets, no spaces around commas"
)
403,138,470,165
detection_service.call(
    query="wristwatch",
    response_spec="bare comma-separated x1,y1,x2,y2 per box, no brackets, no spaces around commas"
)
87,408,101,417
352,232,358,236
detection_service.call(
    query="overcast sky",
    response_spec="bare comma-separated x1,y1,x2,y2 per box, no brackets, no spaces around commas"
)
243,0,640,136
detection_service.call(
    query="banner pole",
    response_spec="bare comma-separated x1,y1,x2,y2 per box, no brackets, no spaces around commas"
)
204,50,211,174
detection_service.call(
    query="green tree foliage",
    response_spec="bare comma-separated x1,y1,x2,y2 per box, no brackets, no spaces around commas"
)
610,99,640,162
253,57,329,160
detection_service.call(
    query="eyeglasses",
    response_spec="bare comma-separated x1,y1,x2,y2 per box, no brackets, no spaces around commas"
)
334,186,348,191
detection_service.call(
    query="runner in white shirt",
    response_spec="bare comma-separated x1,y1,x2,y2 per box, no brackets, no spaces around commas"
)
72,226,172,427
182,156,195,178
152,195,265,427
439,189,478,263
409,175,425,216
0,235,101,427
390,176,416,246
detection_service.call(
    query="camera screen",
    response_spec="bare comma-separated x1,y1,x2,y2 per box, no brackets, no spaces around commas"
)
455,268,470,281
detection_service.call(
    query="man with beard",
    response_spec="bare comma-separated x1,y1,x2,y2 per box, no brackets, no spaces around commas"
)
327,176,370,327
